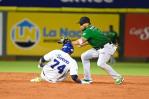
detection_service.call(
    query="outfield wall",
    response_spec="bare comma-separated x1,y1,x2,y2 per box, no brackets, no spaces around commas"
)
124,14,149,58
0,7,149,60
0,12,2,56
6,12,120,57
0,0,148,8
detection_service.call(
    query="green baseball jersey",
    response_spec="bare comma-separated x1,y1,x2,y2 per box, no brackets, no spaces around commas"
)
104,31,118,44
82,25,110,49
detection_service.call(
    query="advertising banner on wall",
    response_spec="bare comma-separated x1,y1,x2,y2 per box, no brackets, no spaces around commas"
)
7,12,120,56
0,12,2,56
124,14,149,58
0,0,148,8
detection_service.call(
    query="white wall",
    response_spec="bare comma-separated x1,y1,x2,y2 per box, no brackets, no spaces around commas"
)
0,13,2,56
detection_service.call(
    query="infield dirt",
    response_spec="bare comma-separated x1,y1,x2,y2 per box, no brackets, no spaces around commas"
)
0,73,149,99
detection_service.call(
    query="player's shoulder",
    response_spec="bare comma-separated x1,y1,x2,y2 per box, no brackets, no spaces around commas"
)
85,25,98,32
54,49,71,58
48,49,62,54
69,58,77,64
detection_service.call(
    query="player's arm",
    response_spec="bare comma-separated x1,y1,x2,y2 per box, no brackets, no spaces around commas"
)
71,75,91,84
38,51,53,68
79,41,89,47
69,60,82,84
71,75,81,83
72,37,88,47
38,57,46,68
69,60,90,84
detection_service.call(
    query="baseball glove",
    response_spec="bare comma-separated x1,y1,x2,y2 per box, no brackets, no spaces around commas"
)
57,37,71,45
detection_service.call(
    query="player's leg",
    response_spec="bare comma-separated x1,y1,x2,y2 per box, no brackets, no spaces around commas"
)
30,71,44,82
97,43,123,84
109,44,118,64
97,52,121,79
40,69,57,83
30,72,43,83
30,70,49,83
109,55,116,64
30,77,43,82
81,48,98,81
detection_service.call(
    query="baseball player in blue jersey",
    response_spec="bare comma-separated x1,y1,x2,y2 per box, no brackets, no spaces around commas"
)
30,41,88,84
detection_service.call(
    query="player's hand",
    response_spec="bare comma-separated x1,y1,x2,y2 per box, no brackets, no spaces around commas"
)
38,63,45,68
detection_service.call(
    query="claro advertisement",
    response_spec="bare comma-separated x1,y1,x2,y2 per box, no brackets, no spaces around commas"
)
124,14,149,58
0,12,2,56
7,12,120,56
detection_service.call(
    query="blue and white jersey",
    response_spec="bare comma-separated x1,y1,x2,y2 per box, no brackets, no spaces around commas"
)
41,50,78,83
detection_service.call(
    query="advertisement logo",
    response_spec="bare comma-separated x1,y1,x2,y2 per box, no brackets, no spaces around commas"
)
11,19,40,49
129,26,149,40
124,14,149,57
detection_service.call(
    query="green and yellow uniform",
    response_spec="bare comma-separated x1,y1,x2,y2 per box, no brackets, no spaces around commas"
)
82,25,110,49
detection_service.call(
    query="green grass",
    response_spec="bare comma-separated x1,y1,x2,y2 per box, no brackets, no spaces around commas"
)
88,62,149,76
0,61,149,76
0,61,40,73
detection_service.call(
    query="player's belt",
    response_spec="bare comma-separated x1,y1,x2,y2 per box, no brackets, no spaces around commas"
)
109,42,112,44
94,42,112,50
94,46,104,50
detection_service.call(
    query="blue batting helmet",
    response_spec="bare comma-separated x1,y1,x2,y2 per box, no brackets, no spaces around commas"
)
61,42,74,54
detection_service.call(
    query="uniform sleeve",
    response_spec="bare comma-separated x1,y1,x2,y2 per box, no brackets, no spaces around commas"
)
82,29,91,40
69,60,78,75
43,50,56,61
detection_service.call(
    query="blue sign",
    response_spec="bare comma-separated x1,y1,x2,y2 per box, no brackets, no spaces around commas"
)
0,0,148,8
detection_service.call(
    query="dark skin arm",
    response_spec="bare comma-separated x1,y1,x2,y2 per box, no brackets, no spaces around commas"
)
38,57,46,68
71,75,81,83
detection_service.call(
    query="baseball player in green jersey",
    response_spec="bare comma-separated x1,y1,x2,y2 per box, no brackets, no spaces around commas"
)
104,25,119,45
72,16,124,85
104,25,119,64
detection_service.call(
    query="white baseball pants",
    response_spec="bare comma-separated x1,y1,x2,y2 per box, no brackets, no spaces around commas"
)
81,43,121,80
